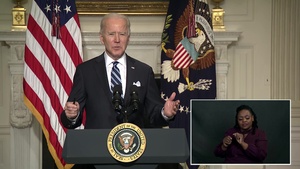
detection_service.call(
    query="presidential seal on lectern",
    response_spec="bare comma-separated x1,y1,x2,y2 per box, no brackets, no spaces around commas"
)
107,123,146,163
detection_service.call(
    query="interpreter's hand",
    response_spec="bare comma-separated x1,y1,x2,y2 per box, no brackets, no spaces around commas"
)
233,132,249,150
233,132,244,144
163,92,180,118
64,101,80,119
222,135,232,148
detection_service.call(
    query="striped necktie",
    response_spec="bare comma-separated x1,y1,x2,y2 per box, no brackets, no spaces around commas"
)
111,61,122,92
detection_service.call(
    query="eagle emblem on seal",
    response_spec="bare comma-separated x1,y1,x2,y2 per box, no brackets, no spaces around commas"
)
118,132,136,153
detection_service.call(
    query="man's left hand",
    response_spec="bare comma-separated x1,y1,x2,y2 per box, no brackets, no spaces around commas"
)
163,92,180,118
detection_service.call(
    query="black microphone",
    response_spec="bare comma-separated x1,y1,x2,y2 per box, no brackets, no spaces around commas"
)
130,85,140,111
112,85,123,111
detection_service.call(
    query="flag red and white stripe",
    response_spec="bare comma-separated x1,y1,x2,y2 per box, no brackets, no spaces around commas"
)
173,41,194,69
23,0,82,168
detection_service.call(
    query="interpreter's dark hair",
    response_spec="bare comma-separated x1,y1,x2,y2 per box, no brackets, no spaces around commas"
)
234,105,258,134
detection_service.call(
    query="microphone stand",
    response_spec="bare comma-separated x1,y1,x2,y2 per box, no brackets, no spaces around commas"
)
119,105,136,123
112,85,140,124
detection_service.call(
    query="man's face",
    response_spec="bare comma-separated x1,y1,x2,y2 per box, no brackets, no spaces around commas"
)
100,17,130,60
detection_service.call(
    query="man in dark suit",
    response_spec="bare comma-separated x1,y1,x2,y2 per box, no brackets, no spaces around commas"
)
60,13,182,169
61,13,180,130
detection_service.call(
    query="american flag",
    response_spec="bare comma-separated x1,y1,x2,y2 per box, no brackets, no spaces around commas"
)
23,0,83,168
161,0,216,168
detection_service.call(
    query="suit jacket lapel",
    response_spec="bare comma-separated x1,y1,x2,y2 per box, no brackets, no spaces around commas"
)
93,54,136,106
93,53,112,102
124,55,136,105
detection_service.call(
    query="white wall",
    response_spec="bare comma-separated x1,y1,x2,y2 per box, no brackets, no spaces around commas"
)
225,0,272,99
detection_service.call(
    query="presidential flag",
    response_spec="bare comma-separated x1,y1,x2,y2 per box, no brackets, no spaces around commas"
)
23,0,83,168
160,0,216,167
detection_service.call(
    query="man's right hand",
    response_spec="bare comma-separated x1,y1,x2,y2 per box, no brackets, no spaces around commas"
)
64,101,80,119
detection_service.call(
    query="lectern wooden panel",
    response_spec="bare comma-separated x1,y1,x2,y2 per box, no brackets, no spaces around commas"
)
63,128,189,169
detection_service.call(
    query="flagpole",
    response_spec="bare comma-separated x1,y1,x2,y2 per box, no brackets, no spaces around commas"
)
11,0,27,31
211,0,226,31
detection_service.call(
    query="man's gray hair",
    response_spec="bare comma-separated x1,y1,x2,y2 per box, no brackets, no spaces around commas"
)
100,13,131,35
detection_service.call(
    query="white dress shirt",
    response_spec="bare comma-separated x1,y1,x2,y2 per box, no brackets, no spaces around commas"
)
104,52,127,97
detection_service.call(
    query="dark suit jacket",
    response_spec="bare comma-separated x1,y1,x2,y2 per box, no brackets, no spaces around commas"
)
60,53,168,129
